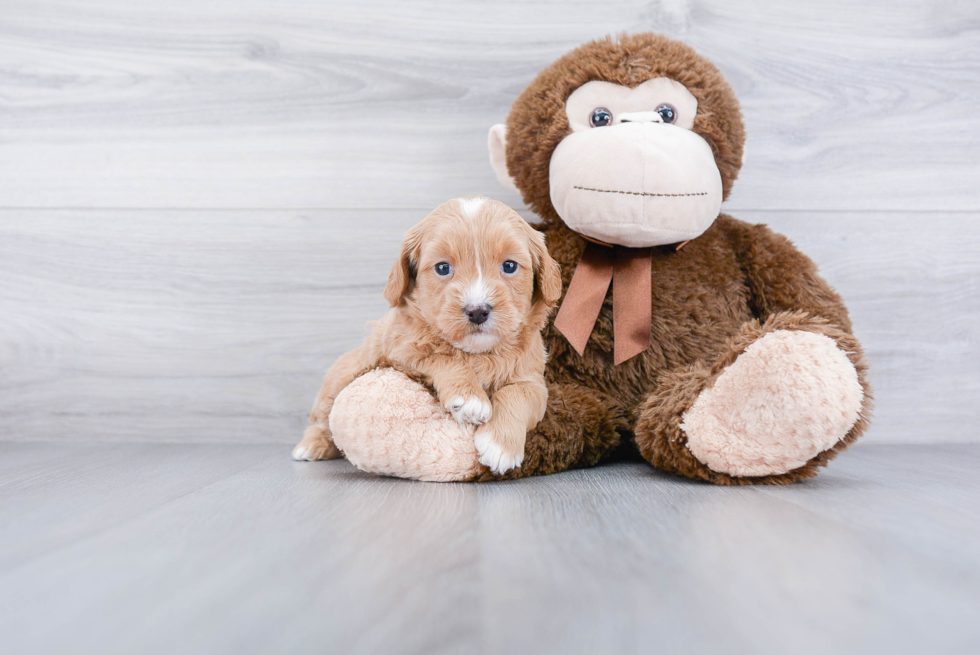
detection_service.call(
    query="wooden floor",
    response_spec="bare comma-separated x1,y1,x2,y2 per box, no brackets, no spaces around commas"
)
1,442,978,654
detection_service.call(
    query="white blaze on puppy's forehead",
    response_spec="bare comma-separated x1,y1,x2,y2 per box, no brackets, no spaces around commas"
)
463,273,490,307
455,197,491,307
457,196,487,217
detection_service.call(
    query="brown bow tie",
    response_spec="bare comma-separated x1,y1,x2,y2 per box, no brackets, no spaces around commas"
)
554,240,688,365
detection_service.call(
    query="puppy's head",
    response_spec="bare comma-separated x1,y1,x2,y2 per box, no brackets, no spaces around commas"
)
384,196,561,353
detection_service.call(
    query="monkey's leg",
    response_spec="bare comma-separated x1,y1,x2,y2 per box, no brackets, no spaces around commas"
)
329,372,623,482
471,382,627,481
633,311,872,485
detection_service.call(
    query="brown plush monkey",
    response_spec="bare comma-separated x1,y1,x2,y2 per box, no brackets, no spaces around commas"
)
484,32,872,484
327,33,872,484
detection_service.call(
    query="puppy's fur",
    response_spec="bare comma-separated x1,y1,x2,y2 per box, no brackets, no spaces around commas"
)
293,197,562,474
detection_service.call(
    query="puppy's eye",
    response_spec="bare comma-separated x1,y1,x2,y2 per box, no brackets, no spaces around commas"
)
434,262,452,276
501,260,518,275
589,107,612,127
655,103,677,124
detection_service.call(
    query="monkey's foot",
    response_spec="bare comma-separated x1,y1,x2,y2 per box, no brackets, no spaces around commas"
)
681,330,863,477
329,368,482,482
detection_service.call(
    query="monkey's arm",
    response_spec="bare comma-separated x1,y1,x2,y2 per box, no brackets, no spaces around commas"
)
728,220,855,334
730,220,872,411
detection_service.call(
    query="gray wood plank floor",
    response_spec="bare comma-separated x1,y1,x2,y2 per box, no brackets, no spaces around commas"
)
1,443,978,655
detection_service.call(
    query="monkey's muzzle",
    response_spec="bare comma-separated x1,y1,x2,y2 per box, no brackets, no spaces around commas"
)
549,122,723,248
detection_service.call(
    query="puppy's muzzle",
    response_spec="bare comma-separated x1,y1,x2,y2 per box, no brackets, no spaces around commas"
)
465,303,492,325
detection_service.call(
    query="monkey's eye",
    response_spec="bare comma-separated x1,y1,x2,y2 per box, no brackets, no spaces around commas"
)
589,107,613,127
501,260,518,275
656,103,677,124
434,262,452,276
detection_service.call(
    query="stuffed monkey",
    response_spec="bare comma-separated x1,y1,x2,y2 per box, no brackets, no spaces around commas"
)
327,33,872,484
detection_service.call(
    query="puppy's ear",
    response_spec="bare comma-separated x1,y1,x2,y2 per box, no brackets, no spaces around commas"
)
383,223,424,307
523,223,562,308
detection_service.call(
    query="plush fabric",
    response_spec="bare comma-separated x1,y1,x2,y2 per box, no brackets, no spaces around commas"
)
488,125,518,193
681,330,863,476
549,122,723,247
504,34,745,215
550,76,720,248
329,368,481,482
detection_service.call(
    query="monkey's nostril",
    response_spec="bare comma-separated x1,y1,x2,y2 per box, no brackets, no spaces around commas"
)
464,303,492,325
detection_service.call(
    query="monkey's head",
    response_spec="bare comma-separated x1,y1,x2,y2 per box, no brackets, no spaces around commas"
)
489,33,745,248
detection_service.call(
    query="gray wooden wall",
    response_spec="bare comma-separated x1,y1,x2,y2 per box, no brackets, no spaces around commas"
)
1,0,978,445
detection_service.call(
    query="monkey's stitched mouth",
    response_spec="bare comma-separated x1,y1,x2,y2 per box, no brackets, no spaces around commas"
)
573,186,707,198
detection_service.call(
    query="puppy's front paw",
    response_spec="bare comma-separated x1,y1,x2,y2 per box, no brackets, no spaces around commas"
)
448,395,492,425
474,426,523,474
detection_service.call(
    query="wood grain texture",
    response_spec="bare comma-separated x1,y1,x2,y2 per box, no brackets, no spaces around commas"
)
0,0,978,211
0,208,976,444
0,443,978,654
0,442,275,570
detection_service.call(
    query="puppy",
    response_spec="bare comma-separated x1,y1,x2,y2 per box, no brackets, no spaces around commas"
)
292,196,562,474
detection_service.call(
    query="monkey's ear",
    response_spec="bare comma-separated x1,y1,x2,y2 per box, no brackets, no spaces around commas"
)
383,224,423,307
488,124,520,193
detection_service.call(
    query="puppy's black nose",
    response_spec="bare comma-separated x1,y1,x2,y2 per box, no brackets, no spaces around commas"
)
465,303,492,325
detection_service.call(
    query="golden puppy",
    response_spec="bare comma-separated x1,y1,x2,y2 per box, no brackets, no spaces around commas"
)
293,196,562,474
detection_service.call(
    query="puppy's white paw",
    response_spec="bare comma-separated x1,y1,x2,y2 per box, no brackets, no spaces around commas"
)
449,396,492,425
474,428,523,474
292,443,314,461
291,432,341,461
